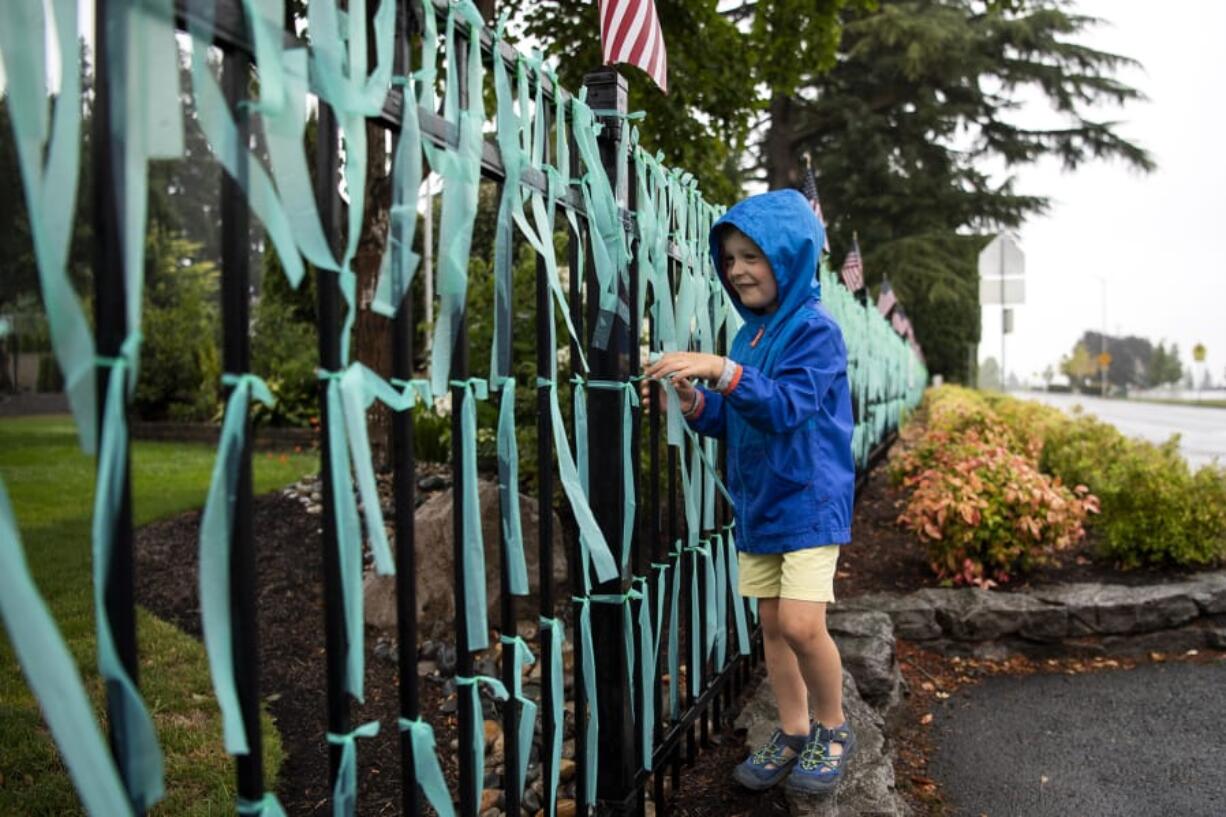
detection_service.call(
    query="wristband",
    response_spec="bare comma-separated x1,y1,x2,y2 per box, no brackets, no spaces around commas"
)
714,357,738,392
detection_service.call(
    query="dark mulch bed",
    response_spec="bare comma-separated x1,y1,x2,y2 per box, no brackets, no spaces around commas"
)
136,491,428,815
133,456,1220,816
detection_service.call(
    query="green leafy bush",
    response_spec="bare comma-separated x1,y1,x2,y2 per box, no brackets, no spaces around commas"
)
896,386,1226,580
1042,414,1226,568
135,232,221,421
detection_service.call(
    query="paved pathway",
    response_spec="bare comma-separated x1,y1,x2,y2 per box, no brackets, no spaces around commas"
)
928,660,1226,817
1015,391,1226,469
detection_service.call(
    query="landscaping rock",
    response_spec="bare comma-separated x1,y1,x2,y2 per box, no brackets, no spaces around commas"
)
734,671,910,817
364,479,567,637
1031,582,1200,636
828,610,901,713
843,593,939,641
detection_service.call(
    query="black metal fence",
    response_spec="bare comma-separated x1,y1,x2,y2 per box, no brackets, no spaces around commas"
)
23,0,922,814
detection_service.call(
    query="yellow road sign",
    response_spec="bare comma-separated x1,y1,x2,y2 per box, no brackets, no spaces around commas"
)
1097,352,1112,368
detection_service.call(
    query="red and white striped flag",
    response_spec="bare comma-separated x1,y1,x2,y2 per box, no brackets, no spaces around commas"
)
838,236,865,293
599,0,668,93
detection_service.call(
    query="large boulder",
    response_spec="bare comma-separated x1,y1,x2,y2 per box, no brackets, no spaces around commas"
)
735,670,910,817
365,478,568,638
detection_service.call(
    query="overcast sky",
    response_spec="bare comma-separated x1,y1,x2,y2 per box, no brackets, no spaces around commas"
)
980,0,1225,387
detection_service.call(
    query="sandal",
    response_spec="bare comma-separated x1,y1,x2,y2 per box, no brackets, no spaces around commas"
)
785,721,856,794
732,727,809,791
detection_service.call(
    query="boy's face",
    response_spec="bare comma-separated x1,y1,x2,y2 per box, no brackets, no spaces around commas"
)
721,227,778,313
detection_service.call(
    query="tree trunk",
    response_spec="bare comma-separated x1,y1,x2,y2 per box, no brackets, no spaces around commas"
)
353,120,393,468
764,93,800,190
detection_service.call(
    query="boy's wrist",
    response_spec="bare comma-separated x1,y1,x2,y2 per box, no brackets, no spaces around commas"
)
715,357,742,394
682,389,704,418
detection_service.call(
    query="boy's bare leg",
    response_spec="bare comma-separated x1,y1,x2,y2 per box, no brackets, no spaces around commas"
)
759,598,811,738
779,599,846,756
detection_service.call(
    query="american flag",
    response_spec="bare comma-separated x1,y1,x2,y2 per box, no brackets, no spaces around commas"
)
801,165,831,253
599,0,668,93
877,276,897,316
838,236,865,293
891,308,910,336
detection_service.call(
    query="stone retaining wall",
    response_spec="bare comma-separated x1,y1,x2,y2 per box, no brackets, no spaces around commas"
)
840,572,1226,658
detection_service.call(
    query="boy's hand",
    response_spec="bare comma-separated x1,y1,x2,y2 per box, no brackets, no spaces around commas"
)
639,372,698,414
644,352,726,384
641,352,724,415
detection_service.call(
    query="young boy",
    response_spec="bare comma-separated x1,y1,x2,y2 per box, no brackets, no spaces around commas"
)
643,188,856,794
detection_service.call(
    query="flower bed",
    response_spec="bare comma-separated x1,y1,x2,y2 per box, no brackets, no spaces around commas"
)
890,387,1226,586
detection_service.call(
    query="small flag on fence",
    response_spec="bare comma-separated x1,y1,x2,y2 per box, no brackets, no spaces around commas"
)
839,235,865,293
891,305,913,338
800,163,830,253
599,0,669,92
877,276,897,316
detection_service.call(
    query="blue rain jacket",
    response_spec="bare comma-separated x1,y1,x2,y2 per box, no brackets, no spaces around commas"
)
686,189,855,552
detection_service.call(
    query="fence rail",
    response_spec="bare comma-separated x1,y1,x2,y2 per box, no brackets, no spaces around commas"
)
0,1,926,815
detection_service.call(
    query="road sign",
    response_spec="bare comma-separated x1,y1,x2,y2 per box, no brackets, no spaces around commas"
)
979,278,1026,305
1193,343,1206,363
1097,352,1112,369
1003,309,1014,334
978,233,1025,306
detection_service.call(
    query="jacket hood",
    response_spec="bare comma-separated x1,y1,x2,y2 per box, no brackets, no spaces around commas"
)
710,188,825,332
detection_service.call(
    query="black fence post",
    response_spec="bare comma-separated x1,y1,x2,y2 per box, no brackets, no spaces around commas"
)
391,3,423,815
314,101,349,791
219,39,266,803
581,67,637,815
91,3,141,810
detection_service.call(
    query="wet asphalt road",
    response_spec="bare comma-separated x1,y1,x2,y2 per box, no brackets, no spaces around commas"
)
1015,391,1226,470
927,660,1226,817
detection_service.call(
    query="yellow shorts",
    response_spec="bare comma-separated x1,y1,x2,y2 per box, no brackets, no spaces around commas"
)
738,545,841,603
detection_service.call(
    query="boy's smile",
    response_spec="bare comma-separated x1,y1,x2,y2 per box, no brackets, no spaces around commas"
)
721,227,779,313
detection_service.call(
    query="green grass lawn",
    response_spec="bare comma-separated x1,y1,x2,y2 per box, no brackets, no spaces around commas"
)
0,415,316,815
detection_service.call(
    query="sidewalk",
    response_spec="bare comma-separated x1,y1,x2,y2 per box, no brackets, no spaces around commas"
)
928,659,1226,816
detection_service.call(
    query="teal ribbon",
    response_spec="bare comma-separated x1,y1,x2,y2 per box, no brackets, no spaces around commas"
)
633,575,657,769
0,478,134,816
236,792,289,816
539,616,565,817
499,634,538,799
571,96,628,350
490,19,527,382
397,718,457,817
453,377,491,651
712,533,728,670
427,0,488,396
666,541,682,719
726,526,751,656
187,0,304,291
92,340,165,811
584,379,640,571
237,0,287,114
493,378,528,596
199,373,276,756
571,596,599,805
372,69,424,317
389,378,435,407
338,364,405,576
684,541,705,699
456,674,510,812
589,585,643,720
326,721,380,817
562,379,619,584
318,370,369,700
0,0,95,452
